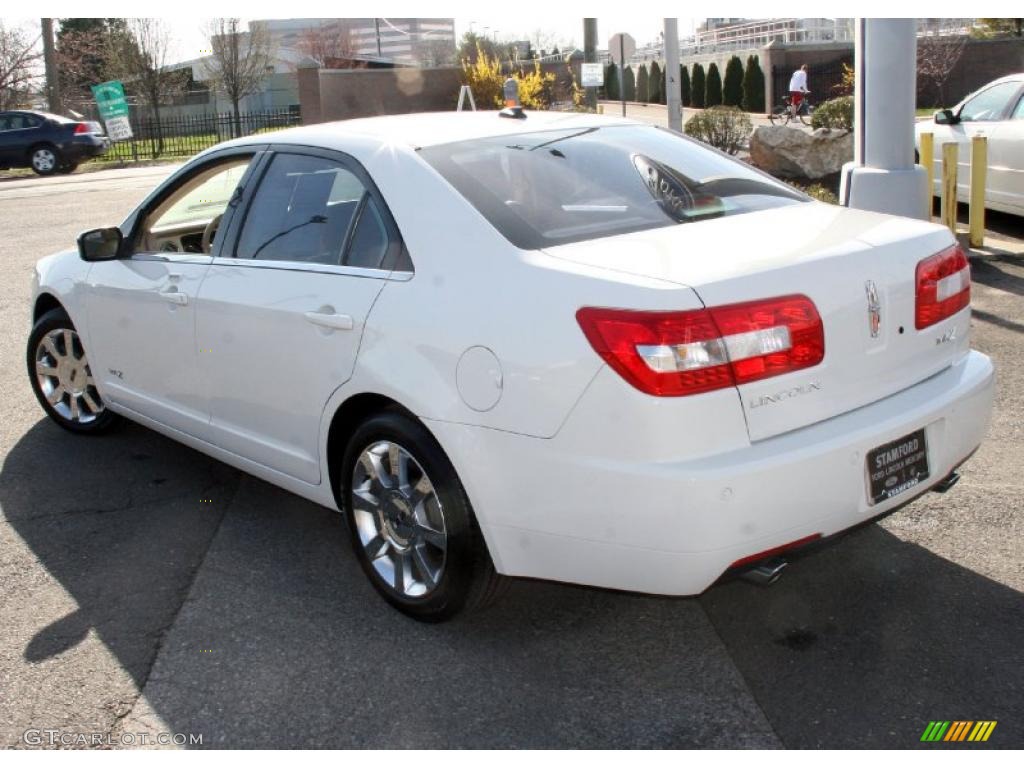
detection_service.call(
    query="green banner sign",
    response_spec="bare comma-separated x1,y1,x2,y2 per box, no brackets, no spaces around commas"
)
90,80,132,140
90,80,129,120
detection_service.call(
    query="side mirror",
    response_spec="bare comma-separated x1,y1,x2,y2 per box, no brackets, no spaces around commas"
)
77,227,123,261
934,109,958,125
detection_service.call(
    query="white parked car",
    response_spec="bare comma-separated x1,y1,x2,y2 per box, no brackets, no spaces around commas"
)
29,111,994,621
915,73,1024,216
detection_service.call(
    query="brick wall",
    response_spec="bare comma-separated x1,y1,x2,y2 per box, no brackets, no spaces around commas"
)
299,66,464,124
922,37,1024,107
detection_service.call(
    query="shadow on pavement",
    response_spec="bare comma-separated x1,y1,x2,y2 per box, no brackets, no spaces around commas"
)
971,256,1024,300
1,418,774,748
3,417,1021,747
1,419,240,685
701,523,1024,749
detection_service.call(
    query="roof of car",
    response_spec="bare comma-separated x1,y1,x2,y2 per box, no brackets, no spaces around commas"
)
0,109,73,122
232,110,647,151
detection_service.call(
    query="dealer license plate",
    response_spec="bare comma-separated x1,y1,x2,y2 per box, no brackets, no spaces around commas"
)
866,428,930,505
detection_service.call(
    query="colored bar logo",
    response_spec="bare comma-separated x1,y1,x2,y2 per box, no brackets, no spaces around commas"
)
920,721,997,742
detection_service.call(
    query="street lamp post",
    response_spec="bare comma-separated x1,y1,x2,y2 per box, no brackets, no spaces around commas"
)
840,18,928,220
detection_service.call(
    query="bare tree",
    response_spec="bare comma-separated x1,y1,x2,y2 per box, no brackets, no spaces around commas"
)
916,21,967,108
109,18,183,155
530,28,559,58
0,21,42,110
205,19,273,137
297,22,354,68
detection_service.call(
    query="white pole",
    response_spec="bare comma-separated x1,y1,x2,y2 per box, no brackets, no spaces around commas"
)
840,18,927,219
664,19,682,132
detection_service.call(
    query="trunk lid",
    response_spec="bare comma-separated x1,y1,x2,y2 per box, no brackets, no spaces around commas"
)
545,203,970,440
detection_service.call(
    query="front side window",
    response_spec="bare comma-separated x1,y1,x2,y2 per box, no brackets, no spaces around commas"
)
959,82,1021,122
137,156,253,254
237,153,377,266
419,125,804,250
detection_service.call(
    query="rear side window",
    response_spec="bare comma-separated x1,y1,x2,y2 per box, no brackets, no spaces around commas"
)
419,125,805,250
346,198,389,269
237,153,368,265
236,152,406,271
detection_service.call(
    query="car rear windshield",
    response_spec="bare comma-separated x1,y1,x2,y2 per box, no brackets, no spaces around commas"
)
419,124,806,250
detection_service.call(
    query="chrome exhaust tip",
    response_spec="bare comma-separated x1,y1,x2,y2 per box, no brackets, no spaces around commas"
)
932,471,961,494
740,557,788,586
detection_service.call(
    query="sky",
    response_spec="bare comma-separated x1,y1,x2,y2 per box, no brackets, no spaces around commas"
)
7,0,977,68
159,17,693,66
3,14,691,66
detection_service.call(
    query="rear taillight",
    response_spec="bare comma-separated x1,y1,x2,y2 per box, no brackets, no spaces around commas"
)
73,122,89,134
915,243,970,330
576,295,825,397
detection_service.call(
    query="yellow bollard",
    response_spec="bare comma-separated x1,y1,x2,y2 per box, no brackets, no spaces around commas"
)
920,132,934,220
941,142,958,235
969,136,986,248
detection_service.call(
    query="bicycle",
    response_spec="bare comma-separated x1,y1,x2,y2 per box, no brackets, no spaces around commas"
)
769,92,814,126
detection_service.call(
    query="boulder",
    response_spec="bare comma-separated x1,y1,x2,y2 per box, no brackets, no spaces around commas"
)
748,125,853,179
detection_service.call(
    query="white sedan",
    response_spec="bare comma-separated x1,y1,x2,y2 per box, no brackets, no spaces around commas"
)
28,111,994,621
915,73,1024,216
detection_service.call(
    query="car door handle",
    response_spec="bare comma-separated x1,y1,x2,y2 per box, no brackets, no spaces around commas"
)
304,311,354,331
159,289,188,306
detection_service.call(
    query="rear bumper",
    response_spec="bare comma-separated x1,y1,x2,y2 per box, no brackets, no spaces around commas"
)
428,350,995,595
61,137,109,161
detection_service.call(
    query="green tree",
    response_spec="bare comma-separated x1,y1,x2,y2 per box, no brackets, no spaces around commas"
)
648,60,662,104
691,62,705,108
605,62,619,100
623,65,635,101
723,55,743,107
680,64,690,107
636,63,649,103
742,54,765,112
57,19,126,106
705,62,722,107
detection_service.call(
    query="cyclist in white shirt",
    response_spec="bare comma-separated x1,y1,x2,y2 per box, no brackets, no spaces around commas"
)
789,64,809,118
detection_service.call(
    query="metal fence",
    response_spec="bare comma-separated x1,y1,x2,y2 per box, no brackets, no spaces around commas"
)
771,60,852,109
104,107,301,161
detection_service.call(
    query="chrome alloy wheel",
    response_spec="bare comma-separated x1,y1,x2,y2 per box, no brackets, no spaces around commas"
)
34,328,104,424
351,441,447,598
32,148,56,173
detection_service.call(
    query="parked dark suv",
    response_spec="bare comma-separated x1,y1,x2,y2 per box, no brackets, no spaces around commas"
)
0,110,110,175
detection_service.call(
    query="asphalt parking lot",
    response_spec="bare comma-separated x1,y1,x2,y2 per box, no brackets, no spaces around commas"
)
0,166,1022,748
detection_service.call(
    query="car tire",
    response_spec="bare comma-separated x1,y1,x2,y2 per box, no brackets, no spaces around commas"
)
341,409,508,621
27,308,122,435
57,161,79,174
29,144,61,176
